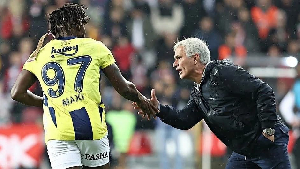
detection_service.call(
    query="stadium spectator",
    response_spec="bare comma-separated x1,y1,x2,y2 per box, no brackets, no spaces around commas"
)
19,38,34,64
202,0,218,17
193,16,222,60
0,0,29,40
3,52,22,94
0,81,12,125
102,6,128,41
150,0,184,36
218,32,247,60
236,7,260,53
275,0,300,37
267,44,281,58
27,0,48,42
101,35,113,50
126,3,156,52
0,41,11,78
180,0,206,39
251,0,279,52
286,40,300,58
267,10,289,53
106,101,137,169
153,70,184,169
155,32,178,64
131,54,149,92
215,0,245,37
130,0,151,15
112,36,135,78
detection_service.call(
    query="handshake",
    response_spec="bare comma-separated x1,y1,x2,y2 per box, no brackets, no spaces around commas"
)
132,89,160,120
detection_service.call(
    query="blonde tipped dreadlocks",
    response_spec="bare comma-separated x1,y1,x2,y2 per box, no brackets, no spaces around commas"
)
29,33,49,59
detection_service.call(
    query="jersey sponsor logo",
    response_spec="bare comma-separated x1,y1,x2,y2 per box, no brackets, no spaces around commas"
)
51,45,78,56
62,93,85,106
84,152,108,160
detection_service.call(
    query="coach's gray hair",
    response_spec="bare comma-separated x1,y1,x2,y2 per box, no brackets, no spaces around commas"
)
173,38,211,64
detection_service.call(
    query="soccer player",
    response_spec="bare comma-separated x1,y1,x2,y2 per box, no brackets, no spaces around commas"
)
11,3,156,169
134,38,291,169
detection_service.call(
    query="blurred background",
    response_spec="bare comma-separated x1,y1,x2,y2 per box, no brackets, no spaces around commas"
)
0,0,300,168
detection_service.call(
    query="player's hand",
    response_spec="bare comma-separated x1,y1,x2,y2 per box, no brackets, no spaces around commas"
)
262,132,275,142
133,89,159,120
133,101,158,120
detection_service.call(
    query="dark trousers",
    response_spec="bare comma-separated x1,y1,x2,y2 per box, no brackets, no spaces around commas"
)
226,124,291,169
293,137,300,169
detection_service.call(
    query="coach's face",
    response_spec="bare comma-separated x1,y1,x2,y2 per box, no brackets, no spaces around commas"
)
173,46,197,80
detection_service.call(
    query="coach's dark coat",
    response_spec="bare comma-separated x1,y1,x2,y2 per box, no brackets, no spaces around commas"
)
157,60,281,156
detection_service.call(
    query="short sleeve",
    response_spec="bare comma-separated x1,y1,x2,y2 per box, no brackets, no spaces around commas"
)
100,53,115,69
23,57,37,75
97,42,115,69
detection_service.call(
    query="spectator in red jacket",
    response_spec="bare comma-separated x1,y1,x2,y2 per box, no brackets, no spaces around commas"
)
218,32,247,60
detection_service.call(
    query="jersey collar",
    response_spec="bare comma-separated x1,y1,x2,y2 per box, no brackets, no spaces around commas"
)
57,36,76,40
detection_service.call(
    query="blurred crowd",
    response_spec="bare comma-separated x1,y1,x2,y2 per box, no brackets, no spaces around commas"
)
1,0,300,168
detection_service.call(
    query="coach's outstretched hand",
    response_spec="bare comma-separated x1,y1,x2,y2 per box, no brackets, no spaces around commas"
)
133,89,159,120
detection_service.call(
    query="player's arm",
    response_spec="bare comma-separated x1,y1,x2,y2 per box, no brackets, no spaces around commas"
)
11,70,43,107
103,63,158,117
102,63,146,103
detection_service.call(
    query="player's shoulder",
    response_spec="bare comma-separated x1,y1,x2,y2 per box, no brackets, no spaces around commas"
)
81,38,109,50
34,40,54,53
80,38,103,45
94,39,109,49
35,40,58,57
25,40,55,63
91,39,112,54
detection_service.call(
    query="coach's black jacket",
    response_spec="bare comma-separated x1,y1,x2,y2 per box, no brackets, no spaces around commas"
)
157,60,281,156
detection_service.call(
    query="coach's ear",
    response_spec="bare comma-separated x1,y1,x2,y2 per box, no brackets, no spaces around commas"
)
193,54,200,65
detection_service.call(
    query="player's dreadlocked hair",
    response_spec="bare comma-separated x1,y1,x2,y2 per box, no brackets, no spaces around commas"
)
49,3,90,37
29,3,90,59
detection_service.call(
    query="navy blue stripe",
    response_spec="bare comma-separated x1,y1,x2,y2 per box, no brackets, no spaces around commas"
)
99,69,103,122
49,107,57,127
43,95,57,127
57,36,76,40
69,107,93,140
43,94,48,106
99,106,103,122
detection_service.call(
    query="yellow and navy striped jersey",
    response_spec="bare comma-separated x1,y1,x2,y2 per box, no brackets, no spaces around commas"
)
23,37,115,143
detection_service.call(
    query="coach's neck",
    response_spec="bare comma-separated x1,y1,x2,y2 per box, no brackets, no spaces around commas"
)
192,62,206,84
